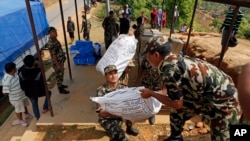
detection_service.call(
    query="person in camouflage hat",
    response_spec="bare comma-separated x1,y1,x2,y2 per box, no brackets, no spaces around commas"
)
140,37,241,141
47,27,69,94
102,11,117,50
80,15,91,40
135,56,163,125
96,65,139,141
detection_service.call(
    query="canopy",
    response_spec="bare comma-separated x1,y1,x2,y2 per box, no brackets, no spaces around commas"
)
0,0,49,79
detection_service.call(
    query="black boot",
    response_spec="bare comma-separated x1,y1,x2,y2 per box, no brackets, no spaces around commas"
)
164,134,183,141
58,87,70,94
126,126,139,136
61,84,68,88
148,116,155,125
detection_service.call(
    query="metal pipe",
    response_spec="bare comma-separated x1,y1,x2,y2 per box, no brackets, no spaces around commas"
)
218,6,240,68
75,0,80,40
106,0,110,16
184,0,198,54
59,0,73,80
25,0,54,117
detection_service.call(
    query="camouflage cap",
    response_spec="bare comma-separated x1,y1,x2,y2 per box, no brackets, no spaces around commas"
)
142,36,172,56
104,65,118,74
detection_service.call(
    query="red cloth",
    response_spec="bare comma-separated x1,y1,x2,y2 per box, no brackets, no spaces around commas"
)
151,8,157,24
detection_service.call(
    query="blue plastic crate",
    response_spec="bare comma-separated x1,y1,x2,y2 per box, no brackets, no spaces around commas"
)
93,43,102,58
73,56,96,65
75,40,92,49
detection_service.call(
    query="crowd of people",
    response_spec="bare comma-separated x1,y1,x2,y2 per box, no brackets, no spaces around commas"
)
2,2,250,141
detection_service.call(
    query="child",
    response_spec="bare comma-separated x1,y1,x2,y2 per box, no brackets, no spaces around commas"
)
19,55,50,120
2,62,32,127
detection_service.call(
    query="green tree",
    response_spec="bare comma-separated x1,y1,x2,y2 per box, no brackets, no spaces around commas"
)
165,0,195,29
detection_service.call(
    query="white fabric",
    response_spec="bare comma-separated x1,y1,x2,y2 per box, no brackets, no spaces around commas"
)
119,9,124,18
96,34,137,78
90,87,162,122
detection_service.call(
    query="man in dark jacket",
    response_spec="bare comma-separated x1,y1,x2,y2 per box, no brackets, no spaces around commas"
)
19,55,50,120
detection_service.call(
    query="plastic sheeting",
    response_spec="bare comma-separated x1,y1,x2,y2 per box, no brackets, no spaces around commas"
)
0,0,49,79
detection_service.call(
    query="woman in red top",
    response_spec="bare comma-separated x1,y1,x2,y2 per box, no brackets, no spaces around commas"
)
150,8,157,29
162,10,167,28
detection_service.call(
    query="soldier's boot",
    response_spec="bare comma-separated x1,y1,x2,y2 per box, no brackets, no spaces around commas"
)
58,87,70,94
164,134,183,141
148,115,155,125
126,126,139,136
61,84,68,88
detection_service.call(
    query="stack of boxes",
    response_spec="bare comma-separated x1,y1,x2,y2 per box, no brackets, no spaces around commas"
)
70,40,96,65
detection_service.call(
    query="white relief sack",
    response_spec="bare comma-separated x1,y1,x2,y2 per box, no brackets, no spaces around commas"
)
90,87,162,122
96,34,138,78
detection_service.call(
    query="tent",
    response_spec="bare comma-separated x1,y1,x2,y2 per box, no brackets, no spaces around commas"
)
0,0,49,84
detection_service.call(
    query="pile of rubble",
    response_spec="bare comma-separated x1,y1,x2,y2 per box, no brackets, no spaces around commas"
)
182,121,210,137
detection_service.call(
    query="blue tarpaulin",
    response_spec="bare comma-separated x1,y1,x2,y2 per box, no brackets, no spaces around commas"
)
0,0,49,79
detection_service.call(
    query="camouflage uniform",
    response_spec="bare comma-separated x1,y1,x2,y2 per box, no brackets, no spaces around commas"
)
97,83,127,141
160,54,240,141
134,24,144,56
82,20,91,40
47,38,66,88
140,57,161,91
102,16,116,50
119,72,129,86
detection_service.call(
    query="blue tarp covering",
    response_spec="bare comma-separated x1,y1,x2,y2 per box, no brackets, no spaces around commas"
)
0,0,49,79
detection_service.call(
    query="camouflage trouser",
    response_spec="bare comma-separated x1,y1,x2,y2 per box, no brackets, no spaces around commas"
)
83,29,90,40
52,63,64,88
98,118,126,141
170,99,240,141
104,32,113,50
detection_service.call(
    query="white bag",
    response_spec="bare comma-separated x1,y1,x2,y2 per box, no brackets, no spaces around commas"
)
90,87,162,122
96,34,138,78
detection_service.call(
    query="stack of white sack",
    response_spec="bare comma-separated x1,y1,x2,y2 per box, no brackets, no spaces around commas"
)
96,34,137,78
90,86,162,122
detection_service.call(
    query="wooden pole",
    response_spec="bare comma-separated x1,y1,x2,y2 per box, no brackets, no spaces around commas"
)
59,0,73,80
184,0,198,54
74,0,80,40
25,0,54,117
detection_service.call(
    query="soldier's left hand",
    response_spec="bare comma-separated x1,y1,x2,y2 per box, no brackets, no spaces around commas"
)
140,88,153,98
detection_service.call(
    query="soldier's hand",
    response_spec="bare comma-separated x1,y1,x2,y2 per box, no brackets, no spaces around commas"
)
140,88,153,99
219,28,222,34
98,109,111,118
56,65,62,72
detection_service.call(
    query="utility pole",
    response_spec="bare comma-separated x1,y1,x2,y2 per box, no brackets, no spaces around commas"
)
106,0,110,16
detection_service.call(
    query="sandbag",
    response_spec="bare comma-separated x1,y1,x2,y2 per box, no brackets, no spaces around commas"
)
96,34,137,78
90,87,162,122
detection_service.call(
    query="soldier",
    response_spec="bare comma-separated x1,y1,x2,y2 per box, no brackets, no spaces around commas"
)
135,56,162,125
140,37,241,141
96,65,138,141
47,27,69,94
80,15,91,40
102,11,117,50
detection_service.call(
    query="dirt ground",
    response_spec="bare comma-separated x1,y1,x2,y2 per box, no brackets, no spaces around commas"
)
39,1,250,141
41,124,210,141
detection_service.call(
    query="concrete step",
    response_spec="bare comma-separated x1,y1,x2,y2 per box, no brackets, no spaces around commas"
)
10,136,22,141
